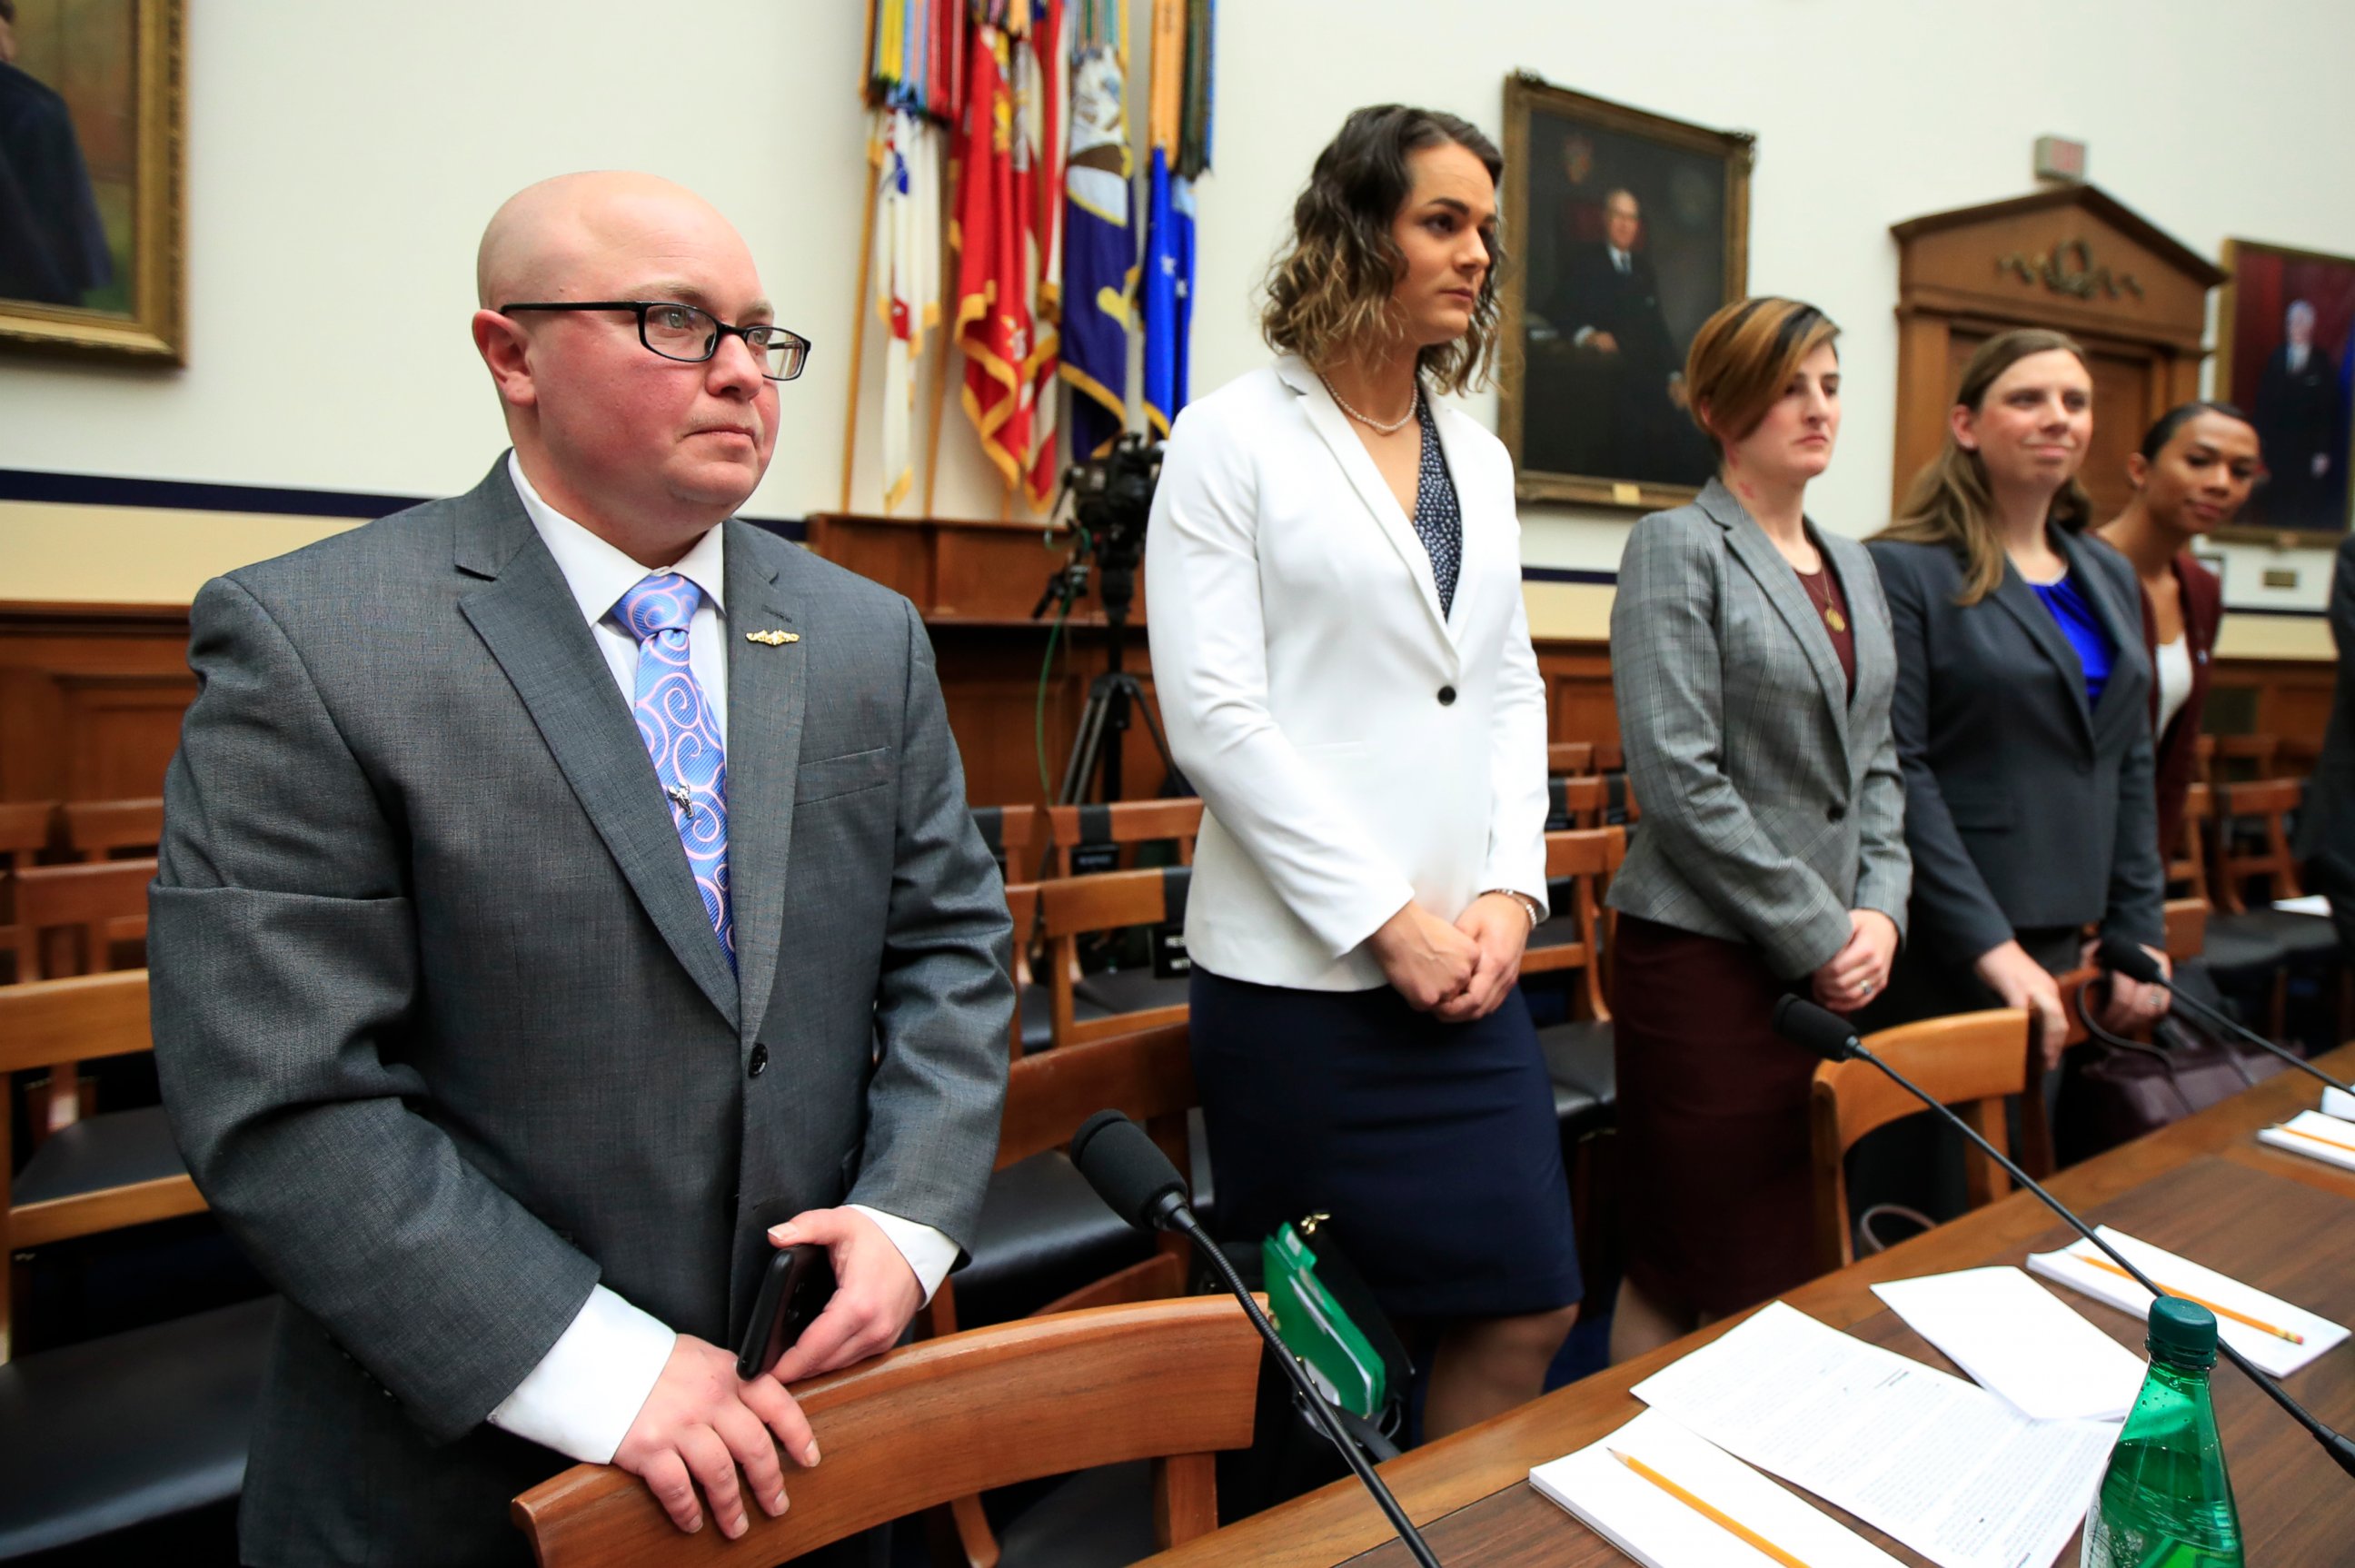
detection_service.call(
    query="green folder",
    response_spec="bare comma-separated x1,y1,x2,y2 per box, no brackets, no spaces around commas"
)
1261,1216,1408,1420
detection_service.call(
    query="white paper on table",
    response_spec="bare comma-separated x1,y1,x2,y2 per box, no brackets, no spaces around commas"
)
2271,893,2332,917
2323,1086,2355,1122
1630,1301,2114,1568
1529,1408,1907,1568
2024,1226,2349,1377
1870,1266,2146,1423
2258,1109,2355,1173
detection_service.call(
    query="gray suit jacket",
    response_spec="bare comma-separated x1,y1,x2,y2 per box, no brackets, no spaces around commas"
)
148,458,1012,1567
1607,479,1911,979
2295,531,2355,881
1867,525,2164,968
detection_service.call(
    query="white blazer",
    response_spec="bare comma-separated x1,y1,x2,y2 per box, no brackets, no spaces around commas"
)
1145,353,1549,992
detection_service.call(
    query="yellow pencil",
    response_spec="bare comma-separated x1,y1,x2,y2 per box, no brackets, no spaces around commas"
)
2273,1122,2355,1156
2075,1255,2306,1345
1608,1449,1816,1568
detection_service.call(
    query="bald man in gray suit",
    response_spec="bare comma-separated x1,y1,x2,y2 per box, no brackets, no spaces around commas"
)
149,173,1011,1566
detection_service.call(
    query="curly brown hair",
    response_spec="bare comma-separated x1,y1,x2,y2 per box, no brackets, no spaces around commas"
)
1260,104,1505,397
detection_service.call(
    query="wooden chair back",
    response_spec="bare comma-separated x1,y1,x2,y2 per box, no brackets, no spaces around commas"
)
2169,783,2211,902
1546,741,1595,777
0,971,205,1360
2163,898,2207,962
511,1296,1263,1568
0,800,60,983
1002,881,1039,1058
1545,774,1607,830
971,804,1048,883
14,858,154,981
1039,799,1203,877
2212,779,2304,913
62,798,164,860
2212,732,2280,782
1038,868,1190,1050
1523,829,1625,1025
1810,1008,2039,1272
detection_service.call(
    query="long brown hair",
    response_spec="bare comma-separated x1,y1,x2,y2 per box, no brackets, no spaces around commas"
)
1259,104,1505,397
1875,329,2096,604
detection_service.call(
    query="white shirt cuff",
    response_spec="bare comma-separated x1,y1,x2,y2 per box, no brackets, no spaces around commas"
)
486,1285,676,1464
850,1204,959,1305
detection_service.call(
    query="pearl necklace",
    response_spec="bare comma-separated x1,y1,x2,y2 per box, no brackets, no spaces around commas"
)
1318,371,1421,435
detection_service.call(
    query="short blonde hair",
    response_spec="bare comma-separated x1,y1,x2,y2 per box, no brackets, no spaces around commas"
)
1680,296,1839,448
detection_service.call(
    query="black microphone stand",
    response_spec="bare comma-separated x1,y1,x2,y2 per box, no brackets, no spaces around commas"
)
1845,1033,2355,1479
2107,958,2355,1099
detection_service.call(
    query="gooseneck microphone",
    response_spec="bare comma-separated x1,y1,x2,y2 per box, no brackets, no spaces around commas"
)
1068,1110,1446,1568
1772,995,2355,1480
2095,933,2355,1098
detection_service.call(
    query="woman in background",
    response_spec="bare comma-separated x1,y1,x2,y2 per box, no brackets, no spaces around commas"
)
1866,330,2171,1064
1606,297,1910,1361
2093,402,2255,855
1146,104,1577,1436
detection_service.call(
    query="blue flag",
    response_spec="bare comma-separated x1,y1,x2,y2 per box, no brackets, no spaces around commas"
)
1140,144,1195,438
1061,44,1134,459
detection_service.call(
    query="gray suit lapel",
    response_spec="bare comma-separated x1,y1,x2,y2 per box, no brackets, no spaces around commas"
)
720,524,808,1047
1273,355,1454,648
1701,480,1852,767
454,463,742,1030
1989,548,2096,751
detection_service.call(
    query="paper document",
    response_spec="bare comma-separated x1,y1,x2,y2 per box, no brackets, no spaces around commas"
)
1631,1301,2112,1568
1871,1266,2145,1422
2259,1109,2355,1173
2323,1086,2355,1122
1530,1408,1905,1568
2271,893,2332,917
2025,1226,2349,1377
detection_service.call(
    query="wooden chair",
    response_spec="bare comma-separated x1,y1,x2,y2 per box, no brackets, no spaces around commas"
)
2163,898,2207,963
0,972,205,1362
2211,779,2307,914
1523,827,1622,1013
511,1296,1263,1568
970,804,1048,884
2211,732,2280,783
1810,1007,2045,1273
1545,741,1595,777
15,858,154,983
1525,827,1626,1291
2168,783,2211,903
1039,867,1191,1050
1040,798,1202,877
61,799,164,861
0,800,58,984
1544,773,1606,831
2205,780,2336,1039
1002,881,1040,1059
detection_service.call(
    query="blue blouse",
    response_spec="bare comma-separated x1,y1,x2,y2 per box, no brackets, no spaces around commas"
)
2030,571,2113,709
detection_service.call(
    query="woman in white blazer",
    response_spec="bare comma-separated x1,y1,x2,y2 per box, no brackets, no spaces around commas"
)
1146,104,1576,1439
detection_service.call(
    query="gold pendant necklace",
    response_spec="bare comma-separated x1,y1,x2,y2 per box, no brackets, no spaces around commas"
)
1800,566,1846,633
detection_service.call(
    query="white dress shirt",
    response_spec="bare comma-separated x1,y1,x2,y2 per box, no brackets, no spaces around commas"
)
486,453,958,1464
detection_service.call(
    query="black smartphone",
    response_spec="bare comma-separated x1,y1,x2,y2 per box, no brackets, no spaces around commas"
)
734,1244,839,1381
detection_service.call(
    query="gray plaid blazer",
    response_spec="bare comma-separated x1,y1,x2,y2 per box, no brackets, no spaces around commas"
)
149,458,1011,1566
1606,478,1911,978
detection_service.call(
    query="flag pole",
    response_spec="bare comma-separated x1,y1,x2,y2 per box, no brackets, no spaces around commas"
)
919,145,959,519
838,126,881,515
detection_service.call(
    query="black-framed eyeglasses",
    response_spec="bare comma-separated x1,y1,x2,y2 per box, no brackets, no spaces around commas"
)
499,300,811,382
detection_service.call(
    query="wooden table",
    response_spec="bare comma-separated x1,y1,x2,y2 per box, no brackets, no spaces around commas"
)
1139,1046,2355,1568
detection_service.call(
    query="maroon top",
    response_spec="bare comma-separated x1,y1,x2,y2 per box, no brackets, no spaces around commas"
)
2141,551,2221,856
1796,561,1857,696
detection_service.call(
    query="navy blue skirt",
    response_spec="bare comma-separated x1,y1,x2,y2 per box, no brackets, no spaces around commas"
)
1189,966,1582,1320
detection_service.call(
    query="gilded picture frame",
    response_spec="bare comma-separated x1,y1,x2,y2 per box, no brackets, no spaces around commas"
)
0,0,185,364
1498,73,1752,511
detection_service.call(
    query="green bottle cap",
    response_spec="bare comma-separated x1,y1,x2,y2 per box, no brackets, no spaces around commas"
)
2147,1295,2219,1364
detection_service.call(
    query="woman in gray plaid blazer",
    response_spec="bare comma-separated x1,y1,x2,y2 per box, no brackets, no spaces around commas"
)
1605,299,1912,1362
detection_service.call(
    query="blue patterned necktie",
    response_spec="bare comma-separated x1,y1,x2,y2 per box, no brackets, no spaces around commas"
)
615,573,732,969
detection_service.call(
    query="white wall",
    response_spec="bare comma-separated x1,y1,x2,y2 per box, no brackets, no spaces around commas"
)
4,0,2353,610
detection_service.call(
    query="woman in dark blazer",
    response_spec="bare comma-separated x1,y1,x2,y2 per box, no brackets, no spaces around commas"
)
2094,402,2252,854
1606,298,1911,1360
1867,329,2171,1060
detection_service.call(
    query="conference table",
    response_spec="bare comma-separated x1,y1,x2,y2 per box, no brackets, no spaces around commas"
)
1138,1044,2355,1568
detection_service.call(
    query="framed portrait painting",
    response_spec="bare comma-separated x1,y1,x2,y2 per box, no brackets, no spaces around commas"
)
0,0,184,363
1498,73,1752,510
2216,237,2355,540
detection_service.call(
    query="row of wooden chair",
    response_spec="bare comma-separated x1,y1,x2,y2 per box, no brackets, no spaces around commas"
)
2,798,163,985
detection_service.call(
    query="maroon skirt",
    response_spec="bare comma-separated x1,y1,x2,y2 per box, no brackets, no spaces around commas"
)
1612,915,1820,1315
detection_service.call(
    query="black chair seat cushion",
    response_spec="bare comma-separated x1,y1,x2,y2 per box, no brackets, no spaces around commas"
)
1019,982,1112,1052
1071,968,1189,1017
0,1295,276,1558
2200,914,2293,978
1536,1018,1616,1136
2236,908,2340,961
993,1460,1156,1568
14,1104,187,1209
1525,912,1580,955
950,1153,1153,1326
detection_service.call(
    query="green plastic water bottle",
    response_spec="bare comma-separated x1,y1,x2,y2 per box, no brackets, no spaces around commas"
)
2081,1296,2243,1567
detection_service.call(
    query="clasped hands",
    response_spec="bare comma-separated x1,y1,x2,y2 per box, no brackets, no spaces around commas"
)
1812,909,1900,1015
1368,893,1532,1020
1973,935,2171,1070
610,1206,923,1539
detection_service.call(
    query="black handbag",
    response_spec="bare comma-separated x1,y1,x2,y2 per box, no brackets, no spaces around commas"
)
2055,959,2288,1165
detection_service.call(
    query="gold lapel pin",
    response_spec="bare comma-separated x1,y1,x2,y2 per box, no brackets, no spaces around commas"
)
744,629,800,646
